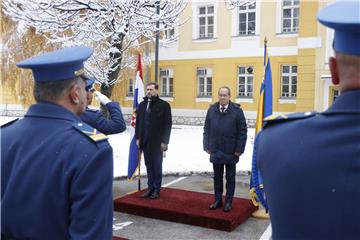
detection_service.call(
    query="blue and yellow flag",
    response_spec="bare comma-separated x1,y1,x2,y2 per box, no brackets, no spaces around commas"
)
250,38,272,210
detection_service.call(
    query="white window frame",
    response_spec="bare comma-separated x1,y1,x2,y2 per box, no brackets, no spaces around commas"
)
198,5,214,39
281,0,299,33
281,65,297,99
238,2,256,36
160,68,174,97
127,78,134,96
237,66,254,98
192,1,218,40
197,67,212,97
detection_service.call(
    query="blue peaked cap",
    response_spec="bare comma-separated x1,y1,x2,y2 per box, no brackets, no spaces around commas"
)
16,46,93,82
317,1,360,56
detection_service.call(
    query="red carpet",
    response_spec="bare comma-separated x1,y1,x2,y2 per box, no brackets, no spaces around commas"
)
112,237,127,240
114,187,257,232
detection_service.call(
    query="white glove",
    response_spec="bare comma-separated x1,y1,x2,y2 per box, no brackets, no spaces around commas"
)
94,91,111,105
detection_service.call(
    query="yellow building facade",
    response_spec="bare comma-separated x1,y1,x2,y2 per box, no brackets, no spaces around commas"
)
2,0,338,123
119,0,337,123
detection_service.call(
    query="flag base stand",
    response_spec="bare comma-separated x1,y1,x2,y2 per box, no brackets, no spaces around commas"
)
251,209,270,219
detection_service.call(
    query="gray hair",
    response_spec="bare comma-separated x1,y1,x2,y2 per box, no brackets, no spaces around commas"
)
33,77,83,102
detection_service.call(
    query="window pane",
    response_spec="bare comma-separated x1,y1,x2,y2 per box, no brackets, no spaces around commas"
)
199,7,205,14
248,76,253,84
240,13,247,22
292,65,297,73
200,17,206,25
240,23,247,34
283,66,290,73
283,76,289,84
282,85,289,93
249,12,255,21
247,85,253,94
283,0,292,6
199,26,205,37
239,5,246,10
199,77,204,85
208,26,214,35
293,8,299,17
239,76,245,84
248,21,255,34
283,19,291,29
239,67,245,74
207,77,212,85
293,19,299,29
208,16,214,25
283,9,291,18
292,85,297,94
239,85,245,93
249,2,256,9
208,6,214,14
291,76,297,84
294,0,300,6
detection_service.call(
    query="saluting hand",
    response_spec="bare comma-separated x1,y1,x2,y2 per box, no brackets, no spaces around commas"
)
94,91,111,105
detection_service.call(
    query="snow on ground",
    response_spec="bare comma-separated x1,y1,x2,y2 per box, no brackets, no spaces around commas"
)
1,116,255,178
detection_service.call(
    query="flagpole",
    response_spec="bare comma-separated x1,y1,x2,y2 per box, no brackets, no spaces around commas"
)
250,36,270,219
138,150,141,191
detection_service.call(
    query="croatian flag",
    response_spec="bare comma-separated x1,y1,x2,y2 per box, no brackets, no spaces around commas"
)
127,53,145,180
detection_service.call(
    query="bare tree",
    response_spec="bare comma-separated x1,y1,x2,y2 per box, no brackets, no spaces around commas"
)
3,0,186,97
225,0,256,9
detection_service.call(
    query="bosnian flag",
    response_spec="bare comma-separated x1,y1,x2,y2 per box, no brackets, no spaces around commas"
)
127,53,145,180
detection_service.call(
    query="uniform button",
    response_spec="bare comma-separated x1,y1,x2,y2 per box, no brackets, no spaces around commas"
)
78,123,83,126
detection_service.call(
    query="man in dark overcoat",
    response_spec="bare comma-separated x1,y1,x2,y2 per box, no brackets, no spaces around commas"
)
135,81,172,199
1,46,113,239
203,86,247,212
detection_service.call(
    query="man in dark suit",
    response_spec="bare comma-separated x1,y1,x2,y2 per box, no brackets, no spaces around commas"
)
1,46,113,239
80,78,126,135
257,1,360,239
203,86,247,212
135,81,172,199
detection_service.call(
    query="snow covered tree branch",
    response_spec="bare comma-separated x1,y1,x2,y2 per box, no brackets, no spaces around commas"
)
225,0,256,9
3,0,187,97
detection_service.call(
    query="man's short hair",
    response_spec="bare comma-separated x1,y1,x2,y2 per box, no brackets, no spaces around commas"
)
146,81,159,90
33,77,83,102
218,86,231,96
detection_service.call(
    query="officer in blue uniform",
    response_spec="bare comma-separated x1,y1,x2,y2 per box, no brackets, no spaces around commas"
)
257,2,360,239
80,78,126,135
1,46,114,239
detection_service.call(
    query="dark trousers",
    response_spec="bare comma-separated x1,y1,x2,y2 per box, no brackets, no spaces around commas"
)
213,163,236,203
143,143,163,193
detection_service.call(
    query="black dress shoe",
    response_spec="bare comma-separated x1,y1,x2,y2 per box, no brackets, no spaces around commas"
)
223,202,232,212
209,200,223,210
149,191,160,199
140,190,153,198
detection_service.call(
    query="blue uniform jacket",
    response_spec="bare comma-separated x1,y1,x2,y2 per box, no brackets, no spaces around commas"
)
258,90,360,239
203,101,247,164
81,101,126,135
1,102,114,240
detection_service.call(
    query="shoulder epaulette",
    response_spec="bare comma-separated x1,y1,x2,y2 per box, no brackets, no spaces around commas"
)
73,122,108,142
263,111,318,128
1,118,19,128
